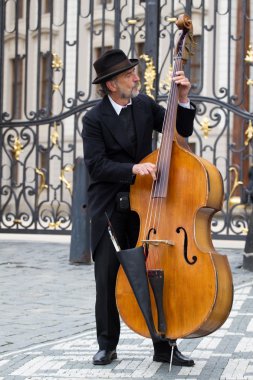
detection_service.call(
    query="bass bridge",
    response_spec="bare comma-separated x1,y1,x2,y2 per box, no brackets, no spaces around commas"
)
141,239,175,246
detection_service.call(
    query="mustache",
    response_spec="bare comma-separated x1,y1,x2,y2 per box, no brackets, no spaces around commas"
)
131,82,140,98
133,82,140,90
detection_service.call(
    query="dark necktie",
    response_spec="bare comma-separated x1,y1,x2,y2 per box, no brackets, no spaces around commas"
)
119,106,137,156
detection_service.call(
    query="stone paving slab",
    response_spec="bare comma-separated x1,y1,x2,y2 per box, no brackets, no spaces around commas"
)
0,240,95,355
0,239,253,379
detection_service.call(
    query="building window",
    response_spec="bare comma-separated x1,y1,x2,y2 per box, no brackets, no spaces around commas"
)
188,142,196,154
40,149,48,171
135,42,144,78
11,56,23,120
94,46,112,97
136,42,144,58
17,0,23,19
37,149,48,193
43,0,51,14
10,149,19,186
95,46,113,61
40,52,52,112
190,35,201,90
99,0,113,4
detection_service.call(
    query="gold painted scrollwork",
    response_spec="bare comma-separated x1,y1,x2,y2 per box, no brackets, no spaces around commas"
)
245,45,253,88
51,53,62,95
245,120,253,146
12,137,23,161
200,117,211,139
160,65,173,92
52,84,60,91
48,220,62,229
241,227,248,235
127,18,139,25
245,44,253,63
59,164,74,195
51,122,59,146
35,168,48,196
140,54,156,99
164,16,177,23
228,166,244,207
52,53,63,71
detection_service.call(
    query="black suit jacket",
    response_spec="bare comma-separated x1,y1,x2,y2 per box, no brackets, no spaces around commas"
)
82,93,195,254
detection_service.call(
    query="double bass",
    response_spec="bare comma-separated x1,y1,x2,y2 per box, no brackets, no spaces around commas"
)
115,14,233,341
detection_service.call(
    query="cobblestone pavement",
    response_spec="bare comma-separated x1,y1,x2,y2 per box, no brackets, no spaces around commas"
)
0,238,253,379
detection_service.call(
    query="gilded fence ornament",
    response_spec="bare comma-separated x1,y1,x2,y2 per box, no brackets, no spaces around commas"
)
241,227,248,235
245,120,253,146
52,53,62,95
51,122,59,146
59,164,74,195
164,17,177,23
245,44,253,63
35,168,48,196
12,137,23,161
200,117,211,138
52,84,60,91
228,166,244,207
140,54,156,99
48,220,62,229
127,18,139,25
160,65,173,92
52,53,63,71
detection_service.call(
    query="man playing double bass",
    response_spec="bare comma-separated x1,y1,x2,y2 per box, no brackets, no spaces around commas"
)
82,49,196,366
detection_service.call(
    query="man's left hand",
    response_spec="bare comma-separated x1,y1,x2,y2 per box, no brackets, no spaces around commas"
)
172,70,191,104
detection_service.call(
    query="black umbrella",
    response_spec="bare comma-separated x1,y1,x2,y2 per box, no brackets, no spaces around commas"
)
117,245,164,343
106,213,165,343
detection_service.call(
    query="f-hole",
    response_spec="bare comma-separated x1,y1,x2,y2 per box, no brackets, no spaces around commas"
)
176,226,197,265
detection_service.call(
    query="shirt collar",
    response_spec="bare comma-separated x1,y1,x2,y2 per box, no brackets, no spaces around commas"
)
108,95,132,115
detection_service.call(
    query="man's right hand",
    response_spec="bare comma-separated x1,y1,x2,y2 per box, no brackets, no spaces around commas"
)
132,163,157,181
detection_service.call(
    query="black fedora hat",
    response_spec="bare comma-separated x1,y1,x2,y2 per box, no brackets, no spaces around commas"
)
92,49,139,84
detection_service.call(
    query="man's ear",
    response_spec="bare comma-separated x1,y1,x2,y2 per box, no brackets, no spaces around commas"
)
106,80,117,92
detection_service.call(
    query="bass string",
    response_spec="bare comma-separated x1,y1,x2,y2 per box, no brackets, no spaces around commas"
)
143,55,183,270
155,57,183,235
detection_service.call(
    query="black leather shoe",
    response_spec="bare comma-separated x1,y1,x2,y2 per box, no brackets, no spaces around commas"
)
153,346,194,367
92,349,117,365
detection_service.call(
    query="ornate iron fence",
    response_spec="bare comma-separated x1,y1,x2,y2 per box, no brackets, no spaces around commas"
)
0,0,252,239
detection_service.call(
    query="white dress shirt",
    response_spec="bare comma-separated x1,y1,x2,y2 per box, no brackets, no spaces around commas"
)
108,95,190,115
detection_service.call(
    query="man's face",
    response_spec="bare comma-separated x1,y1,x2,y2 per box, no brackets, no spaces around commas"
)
112,67,140,99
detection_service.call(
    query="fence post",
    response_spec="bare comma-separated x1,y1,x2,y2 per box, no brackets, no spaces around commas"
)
144,0,160,150
243,211,253,271
0,1,4,119
69,157,92,265
144,0,160,98
243,167,253,271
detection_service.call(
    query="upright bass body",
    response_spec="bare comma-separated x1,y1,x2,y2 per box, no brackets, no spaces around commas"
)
116,140,233,340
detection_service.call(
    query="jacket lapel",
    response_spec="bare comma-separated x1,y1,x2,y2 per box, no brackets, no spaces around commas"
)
131,96,146,160
102,96,135,157
102,95,147,160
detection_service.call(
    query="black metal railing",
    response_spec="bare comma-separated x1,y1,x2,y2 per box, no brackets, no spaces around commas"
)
0,0,252,239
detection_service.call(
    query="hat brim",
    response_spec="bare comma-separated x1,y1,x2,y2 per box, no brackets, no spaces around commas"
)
92,59,139,84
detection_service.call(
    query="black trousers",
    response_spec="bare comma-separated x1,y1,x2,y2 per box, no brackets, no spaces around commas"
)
93,210,139,350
